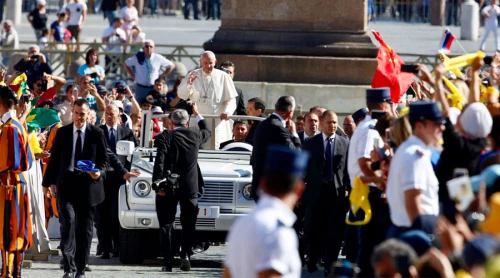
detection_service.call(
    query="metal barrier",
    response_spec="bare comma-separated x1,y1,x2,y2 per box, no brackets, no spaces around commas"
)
369,0,430,23
2,41,202,77
2,41,447,78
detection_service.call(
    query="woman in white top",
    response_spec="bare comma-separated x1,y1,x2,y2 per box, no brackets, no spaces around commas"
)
120,0,139,38
129,25,146,53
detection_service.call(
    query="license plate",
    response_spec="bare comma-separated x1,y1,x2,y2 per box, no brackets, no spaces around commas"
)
175,205,220,219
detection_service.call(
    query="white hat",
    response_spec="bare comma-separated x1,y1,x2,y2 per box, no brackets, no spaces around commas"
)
459,102,493,139
37,0,46,5
448,107,461,125
152,106,163,114
111,100,124,111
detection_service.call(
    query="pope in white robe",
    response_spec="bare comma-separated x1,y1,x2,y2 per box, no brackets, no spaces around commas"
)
177,51,238,149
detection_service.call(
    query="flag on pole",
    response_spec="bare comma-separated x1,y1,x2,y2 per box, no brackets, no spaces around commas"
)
439,29,456,54
371,31,414,103
26,108,60,132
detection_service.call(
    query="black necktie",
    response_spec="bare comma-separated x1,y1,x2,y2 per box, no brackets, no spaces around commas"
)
109,127,116,153
74,130,82,167
323,138,333,182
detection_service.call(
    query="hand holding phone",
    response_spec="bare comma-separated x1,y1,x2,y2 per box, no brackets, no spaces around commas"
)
90,72,98,78
401,64,419,74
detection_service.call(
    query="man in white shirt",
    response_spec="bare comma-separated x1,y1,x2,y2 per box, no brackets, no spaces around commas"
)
177,51,238,149
124,39,175,103
0,20,19,68
347,87,394,277
298,112,319,145
386,102,444,238
66,0,87,51
479,0,500,52
224,145,309,278
102,17,126,74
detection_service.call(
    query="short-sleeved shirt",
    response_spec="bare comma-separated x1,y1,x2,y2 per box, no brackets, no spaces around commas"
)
77,64,105,84
29,8,48,30
482,5,500,25
50,20,65,42
125,53,174,86
386,135,440,227
102,27,126,53
347,114,384,188
225,194,301,278
66,2,87,26
119,6,138,30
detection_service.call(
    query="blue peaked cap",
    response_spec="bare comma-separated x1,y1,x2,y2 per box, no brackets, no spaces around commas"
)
265,145,309,177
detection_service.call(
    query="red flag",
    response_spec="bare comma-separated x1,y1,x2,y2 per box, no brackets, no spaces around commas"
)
371,31,414,103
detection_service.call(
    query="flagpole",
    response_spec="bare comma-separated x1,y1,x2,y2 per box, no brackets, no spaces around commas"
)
454,39,469,54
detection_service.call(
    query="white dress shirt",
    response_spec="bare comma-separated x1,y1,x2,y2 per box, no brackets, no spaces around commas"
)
225,194,301,278
69,123,87,171
386,135,440,227
347,115,383,188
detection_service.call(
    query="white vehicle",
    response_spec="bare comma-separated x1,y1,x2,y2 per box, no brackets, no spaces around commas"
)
116,112,262,264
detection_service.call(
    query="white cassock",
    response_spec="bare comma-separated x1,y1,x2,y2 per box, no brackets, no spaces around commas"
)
26,160,51,252
177,68,238,149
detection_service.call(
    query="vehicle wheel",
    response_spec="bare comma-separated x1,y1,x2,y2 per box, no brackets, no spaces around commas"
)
119,227,144,264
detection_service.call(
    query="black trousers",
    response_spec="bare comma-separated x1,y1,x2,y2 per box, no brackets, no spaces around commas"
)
156,193,198,267
305,186,349,272
58,172,95,274
356,188,391,277
184,0,199,19
96,171,122,253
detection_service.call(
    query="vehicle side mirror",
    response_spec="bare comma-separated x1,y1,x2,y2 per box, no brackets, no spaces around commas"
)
117,140,135,156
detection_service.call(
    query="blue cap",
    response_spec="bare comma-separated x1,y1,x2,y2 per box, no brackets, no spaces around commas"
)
95,85,107,94
115,80,126,88
462,235,500,269
366,87,392,103
409,101,444,123
399,230,432,256
352,107,369,123
470,164,500,192
265,145,310,177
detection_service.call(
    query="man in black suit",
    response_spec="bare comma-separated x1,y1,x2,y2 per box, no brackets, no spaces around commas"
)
298,112,320,145
43,99,109,278
303,110,350,276
153,104,211,272
251,96,301,201
219,120,249,149
97,103,138,259
220,61,246,115
245,97,266,145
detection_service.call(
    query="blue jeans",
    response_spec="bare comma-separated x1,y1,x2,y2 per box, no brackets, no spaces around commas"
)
135,84,153,103
150,0,158,14
104,10,118,27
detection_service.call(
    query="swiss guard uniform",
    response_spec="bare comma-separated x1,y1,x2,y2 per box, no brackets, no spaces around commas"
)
0,108,34,277
42,122,62,228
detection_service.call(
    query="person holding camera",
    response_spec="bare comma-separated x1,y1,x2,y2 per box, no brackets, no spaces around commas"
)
13,45,52,90
152,103,211,272
77,74,106,115
31,73,66,108
102,18,126,74
112,80,140,117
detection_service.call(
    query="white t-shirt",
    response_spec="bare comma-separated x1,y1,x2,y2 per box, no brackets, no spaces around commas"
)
347,115,384,188
386,135,440,227
125,53,174,86
66,2,87,26
120,6,138,30
102,27,127,53
225,195,301,278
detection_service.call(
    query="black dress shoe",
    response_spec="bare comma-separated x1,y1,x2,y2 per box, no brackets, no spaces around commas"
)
192,246,203,254
85,264,92,272
100,252,110,259
62,272,75,278
307,264,318,273
161,266,172,272
180,257,191,271
75,272,86,278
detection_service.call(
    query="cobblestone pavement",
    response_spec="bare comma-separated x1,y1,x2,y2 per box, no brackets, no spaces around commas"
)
22,239,330,277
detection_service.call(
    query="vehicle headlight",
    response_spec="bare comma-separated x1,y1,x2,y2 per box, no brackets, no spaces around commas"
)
242,184,252,200
134,180,151,197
